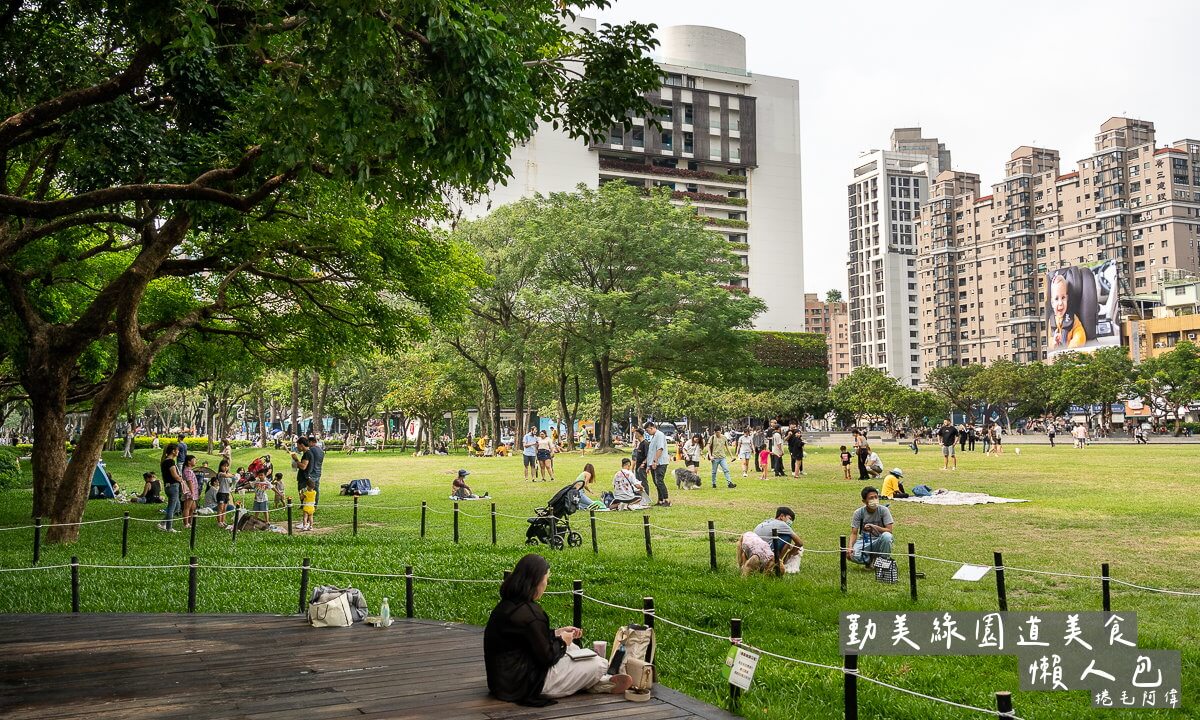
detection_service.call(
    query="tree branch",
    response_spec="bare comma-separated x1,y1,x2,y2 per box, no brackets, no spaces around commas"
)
0,43,161,149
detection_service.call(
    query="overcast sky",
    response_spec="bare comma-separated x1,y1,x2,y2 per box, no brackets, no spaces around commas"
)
594,0,1200,295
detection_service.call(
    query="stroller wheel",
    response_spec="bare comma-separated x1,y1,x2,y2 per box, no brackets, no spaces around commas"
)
525,536,540,546
548,534,565,551
567,532,583,548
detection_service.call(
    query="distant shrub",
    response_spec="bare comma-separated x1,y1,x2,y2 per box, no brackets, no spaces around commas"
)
0,447,24,490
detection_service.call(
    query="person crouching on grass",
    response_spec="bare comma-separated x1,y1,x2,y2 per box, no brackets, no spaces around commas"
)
252,469,272,524
846,486,894,568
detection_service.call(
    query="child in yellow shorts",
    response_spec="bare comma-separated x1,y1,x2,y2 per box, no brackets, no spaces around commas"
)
300,480,317,531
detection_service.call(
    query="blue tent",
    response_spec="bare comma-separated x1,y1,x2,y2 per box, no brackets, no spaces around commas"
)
88,460,115,499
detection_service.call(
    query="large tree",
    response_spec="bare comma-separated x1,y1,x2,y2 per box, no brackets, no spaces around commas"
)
1132,341,1200,435
524,183,764,449
0,1,661,540
829,367,900,429
1054,347,1133,428
924,364,984,422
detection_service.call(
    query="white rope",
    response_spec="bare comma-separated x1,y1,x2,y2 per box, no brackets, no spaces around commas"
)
1109,579,1200,597
652,614,733,642
0,563,72,572
75,563,193,570
580,594,645,613
1003,565,1104,581
0,516,125,531
855,674,1024,719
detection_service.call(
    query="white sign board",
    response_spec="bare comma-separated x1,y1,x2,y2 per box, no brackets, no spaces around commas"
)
723,646,760,690
951,564,992,582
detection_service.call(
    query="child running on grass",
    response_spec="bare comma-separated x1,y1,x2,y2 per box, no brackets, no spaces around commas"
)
300,480,317,531
252,469,271,524
840,445,852,480
758,446,771,481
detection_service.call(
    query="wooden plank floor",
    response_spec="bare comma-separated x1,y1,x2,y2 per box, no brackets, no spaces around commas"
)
0,614,738,720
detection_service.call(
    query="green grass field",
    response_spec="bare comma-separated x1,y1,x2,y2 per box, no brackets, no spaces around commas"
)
1,441,1196,719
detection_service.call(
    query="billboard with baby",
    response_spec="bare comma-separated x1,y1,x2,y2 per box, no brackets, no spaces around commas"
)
1045,260,1121,357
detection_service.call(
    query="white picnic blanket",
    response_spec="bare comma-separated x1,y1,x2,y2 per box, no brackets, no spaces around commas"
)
894,491,1027,506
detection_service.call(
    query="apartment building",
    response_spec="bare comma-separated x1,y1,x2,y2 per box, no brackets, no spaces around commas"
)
465,23,805,332
846,128,951,386
804,293,850,384
915,117,1200,372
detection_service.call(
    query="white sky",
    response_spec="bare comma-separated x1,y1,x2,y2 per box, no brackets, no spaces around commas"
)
594,0,1200,295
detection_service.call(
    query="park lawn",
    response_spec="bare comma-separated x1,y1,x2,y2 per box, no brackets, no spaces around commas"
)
0,442,1196,720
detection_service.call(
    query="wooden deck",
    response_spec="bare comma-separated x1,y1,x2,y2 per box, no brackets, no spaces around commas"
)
0,614,738,720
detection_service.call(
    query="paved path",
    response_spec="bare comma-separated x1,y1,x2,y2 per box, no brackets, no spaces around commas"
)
0,614,738,720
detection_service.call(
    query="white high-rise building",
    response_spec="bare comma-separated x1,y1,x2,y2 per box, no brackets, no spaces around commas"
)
846,129,950,386
463,23,805,332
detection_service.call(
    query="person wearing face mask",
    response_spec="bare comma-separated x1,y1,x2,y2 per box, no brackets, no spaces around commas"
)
846,487,894,568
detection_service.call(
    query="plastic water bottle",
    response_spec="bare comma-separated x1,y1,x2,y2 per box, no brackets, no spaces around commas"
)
380,597,391,627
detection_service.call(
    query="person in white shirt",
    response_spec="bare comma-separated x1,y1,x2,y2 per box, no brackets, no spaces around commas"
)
736,428,754,478
770,425,785,477
642,422,670,506
611,459,647,510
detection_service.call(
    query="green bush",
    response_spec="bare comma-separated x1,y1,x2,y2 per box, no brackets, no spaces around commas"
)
0,447,24,490
741,331,829,391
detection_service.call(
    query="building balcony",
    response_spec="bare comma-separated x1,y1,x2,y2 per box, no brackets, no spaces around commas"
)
703,216,749,229
670,190,748,207
598,158,747,185
1096,206,1132,219
719,283,750,294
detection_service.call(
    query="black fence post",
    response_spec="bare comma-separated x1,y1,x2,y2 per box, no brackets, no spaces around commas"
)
490,503,497,546
187,556,198,613
1102,562,1111,612
189,513,197,550
32,517,41,566
589,509,598,554
286,500,293,536
995,690,1014,719
121,512,130,558
453,501,460,544
907,542,918,602
643,515,652,558
708,520,718,571
405,565,414,619
231,508,240,545
70,556,80,613
298,557,311,615
772,529,782,577
573,580,583,631
844,653,858,720
839,535,848,592
642,596,655,628
994,551,1008,611
728,618,743,710
352,496,359,536
420,501,427,537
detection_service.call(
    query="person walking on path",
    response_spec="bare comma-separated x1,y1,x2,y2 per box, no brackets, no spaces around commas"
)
937,419,958,471
643,421,670,506
706,425,737,489
736,428,754,478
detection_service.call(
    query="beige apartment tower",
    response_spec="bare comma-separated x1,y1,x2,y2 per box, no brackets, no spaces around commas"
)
804,293,850,384
916,117,1200,372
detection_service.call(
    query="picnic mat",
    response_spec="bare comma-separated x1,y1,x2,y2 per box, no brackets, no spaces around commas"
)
894,491,1028,506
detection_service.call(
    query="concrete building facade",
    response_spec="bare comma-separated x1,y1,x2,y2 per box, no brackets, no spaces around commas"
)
846,128,950,386
915,117,1200,373
464,22,805,332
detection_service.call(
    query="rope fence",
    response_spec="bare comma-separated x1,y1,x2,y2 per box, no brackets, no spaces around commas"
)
6,498,1199,604
0,558,1024,718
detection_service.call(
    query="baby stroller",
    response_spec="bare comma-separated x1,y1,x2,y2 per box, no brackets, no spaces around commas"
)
526,480,585,550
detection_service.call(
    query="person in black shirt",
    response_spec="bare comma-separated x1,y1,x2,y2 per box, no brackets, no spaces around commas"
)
132,472,162,504
291,437,312,497
786,426,806,477
632,428,649,504
937,419,958,471
158,443,182,531
484,554,632,705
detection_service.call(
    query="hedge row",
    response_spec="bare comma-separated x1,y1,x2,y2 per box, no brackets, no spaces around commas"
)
0,447,21,490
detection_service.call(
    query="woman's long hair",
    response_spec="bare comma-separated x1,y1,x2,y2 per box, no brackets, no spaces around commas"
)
500,554,550,603
162,442,178,460
581,463,595,483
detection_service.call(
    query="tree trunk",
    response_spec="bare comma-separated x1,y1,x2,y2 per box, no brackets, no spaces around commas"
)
514,368,527,443
290,369,300,437
310,370,321,439
256,390,267,448
593,355,615,451
205,390,216,453
555,338,574,447
486,371,501,452
383,407,391,446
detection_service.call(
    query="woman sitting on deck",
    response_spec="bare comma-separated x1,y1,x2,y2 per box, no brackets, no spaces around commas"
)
483,554,633,706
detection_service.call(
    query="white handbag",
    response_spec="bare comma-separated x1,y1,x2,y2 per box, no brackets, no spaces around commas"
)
308,591,354,627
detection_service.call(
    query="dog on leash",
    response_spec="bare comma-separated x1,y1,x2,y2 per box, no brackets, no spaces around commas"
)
674,467,702,490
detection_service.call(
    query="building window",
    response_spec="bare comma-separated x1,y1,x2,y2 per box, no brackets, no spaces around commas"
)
660,131,673,150
683,131,694,154
632,127,644,148
609,126,623,145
